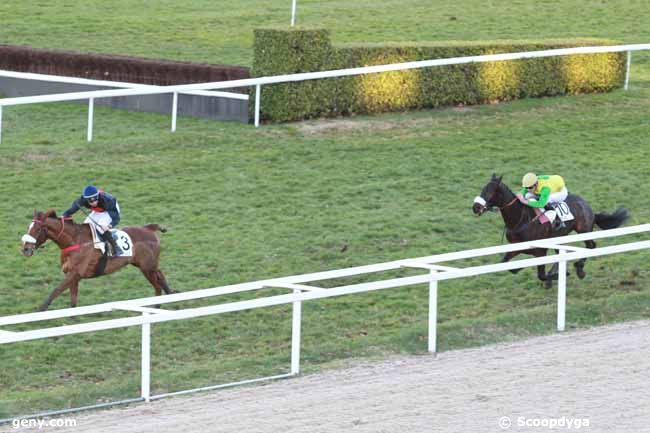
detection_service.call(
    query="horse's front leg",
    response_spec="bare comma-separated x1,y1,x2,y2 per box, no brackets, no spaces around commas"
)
537,264,549,284
502,251,522,274
39,274,78,311
530,249,553,288
69,277,81,308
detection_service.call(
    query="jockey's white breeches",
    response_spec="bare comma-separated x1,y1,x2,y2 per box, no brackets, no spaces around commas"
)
84,211,112,233
525,187,568,205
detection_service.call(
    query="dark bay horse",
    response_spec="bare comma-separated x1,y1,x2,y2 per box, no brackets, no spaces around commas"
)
472,175,629,288
21,209,174,310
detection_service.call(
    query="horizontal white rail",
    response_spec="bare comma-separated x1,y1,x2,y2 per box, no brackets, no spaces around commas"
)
1,43,647,141
1,44,648,107
2,223,649,328
0,69,249,101
1,228,649,344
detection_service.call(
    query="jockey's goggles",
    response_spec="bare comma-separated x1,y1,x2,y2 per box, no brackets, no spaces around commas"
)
86,195,99,202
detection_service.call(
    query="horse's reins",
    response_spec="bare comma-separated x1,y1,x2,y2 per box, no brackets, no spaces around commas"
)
79,207,107,236
56,216,74,239
484,182,540,242
30,215,87,253
499,196,519,211
481,180,518,213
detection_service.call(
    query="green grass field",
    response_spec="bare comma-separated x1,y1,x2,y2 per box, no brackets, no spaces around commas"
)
1,0,649,65
1,0,650,419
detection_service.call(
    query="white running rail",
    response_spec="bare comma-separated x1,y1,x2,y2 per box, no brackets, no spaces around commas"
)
0,44,648,143
1,223,649,420
0,69,248,142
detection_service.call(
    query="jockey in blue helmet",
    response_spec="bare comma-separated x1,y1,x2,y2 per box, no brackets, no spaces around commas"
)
63,185,122,256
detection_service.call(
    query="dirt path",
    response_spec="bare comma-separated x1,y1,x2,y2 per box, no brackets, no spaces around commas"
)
6,320,650,433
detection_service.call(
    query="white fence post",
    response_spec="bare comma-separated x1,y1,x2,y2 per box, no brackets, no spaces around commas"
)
141,313,151,402
428,270,438,354
254,84,261,128
557,249,567,331
291,289,302,375
625,51,632,90
291,0,297,26
0,105,3,144
171,92,178,132
87,98,94,142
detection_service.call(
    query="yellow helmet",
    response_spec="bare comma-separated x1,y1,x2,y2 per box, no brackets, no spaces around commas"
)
522,172,538,188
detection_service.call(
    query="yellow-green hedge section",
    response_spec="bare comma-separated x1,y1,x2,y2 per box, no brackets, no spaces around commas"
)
252,29,626,122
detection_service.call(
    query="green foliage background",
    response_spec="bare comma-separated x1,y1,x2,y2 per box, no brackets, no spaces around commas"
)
252,30,626,121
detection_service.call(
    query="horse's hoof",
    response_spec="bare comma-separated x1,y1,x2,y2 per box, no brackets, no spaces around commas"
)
576,268,586,279
37,304,49,312
544,278,553,289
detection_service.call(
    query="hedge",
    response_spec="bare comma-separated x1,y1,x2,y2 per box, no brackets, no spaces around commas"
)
0,44,250,87
251,29,626,122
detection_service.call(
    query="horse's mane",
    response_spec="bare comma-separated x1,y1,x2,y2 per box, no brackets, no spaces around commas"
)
490,174,516,199
40,209,76,225
499,181,516,198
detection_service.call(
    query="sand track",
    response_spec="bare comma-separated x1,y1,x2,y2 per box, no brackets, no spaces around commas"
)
6,320,650,433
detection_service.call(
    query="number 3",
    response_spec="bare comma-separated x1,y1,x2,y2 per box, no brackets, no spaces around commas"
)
120,235,131,251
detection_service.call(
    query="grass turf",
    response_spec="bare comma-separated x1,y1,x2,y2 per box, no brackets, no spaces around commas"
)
1,0,649,418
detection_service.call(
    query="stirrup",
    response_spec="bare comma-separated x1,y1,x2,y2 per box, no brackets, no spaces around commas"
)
552,218,565,230
544,209,557,223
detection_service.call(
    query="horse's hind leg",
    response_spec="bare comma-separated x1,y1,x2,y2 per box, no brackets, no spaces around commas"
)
141,269,174,296
154,270,175,295
575,239,596,279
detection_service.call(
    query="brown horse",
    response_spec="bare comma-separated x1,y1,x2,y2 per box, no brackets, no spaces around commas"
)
21,209,174,310
472,175,629,288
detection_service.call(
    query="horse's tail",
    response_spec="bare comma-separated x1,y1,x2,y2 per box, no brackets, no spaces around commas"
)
144,224,167,233
595,207,629,230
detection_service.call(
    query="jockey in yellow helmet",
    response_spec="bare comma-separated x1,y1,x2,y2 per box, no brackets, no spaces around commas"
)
520,173,568,229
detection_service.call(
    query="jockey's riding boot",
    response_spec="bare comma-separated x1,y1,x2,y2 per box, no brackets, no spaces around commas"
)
100,231,119,256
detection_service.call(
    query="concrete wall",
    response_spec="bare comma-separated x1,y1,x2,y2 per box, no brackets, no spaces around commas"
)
0,77,249,123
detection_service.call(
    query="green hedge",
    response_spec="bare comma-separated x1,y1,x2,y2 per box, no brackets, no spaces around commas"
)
251,29,626,122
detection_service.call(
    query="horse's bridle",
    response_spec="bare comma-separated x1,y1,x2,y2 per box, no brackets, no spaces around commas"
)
474,180,518,214
22,218,47,249
22,216,69,249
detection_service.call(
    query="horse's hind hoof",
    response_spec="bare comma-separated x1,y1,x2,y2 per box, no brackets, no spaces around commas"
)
544,278,553,289
576,268,586,279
